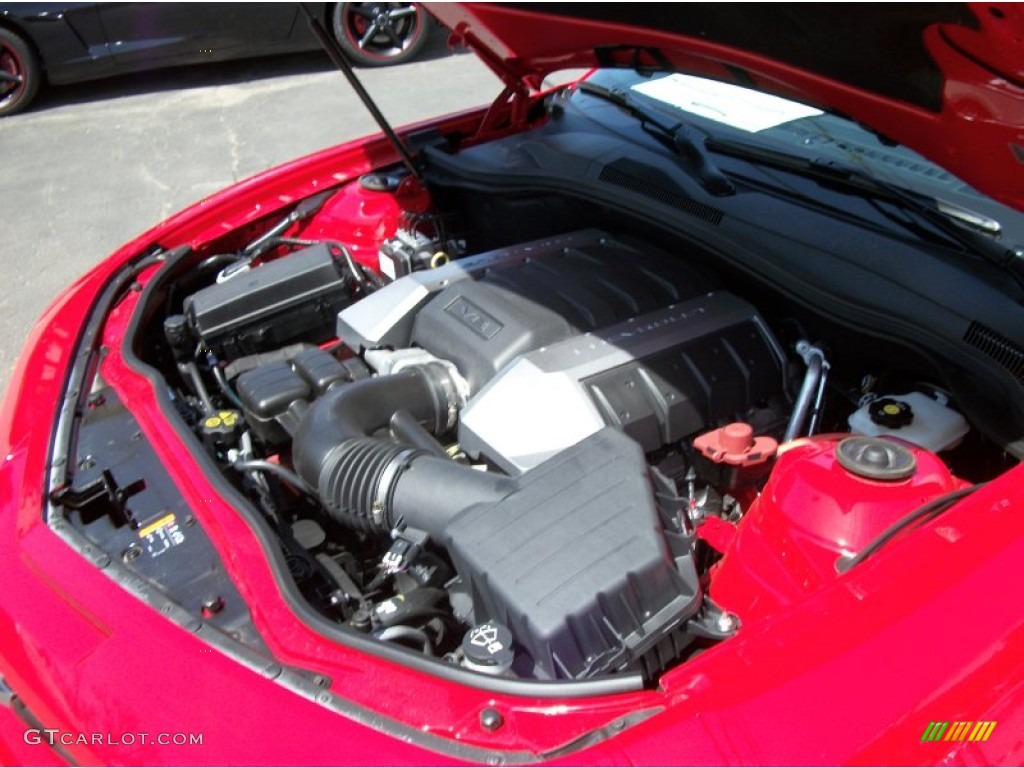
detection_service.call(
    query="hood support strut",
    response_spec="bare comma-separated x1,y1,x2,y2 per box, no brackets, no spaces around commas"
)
300,4,421,180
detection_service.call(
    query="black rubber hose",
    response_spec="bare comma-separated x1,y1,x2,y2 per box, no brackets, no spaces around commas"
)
291,364,456,485
390,409,449,458
180,361,215,415
387,452,513,533
316,439,513,534
212,364,244,409
291,363,513,535
232,459,317,497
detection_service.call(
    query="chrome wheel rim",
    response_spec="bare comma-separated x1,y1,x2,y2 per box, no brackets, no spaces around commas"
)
342,3,422,61
0,40,26,107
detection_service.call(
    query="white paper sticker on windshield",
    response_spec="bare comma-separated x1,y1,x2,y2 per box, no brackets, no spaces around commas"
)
631,74,823,132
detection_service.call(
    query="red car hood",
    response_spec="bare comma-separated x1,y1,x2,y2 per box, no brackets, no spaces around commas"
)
426,3,1024,213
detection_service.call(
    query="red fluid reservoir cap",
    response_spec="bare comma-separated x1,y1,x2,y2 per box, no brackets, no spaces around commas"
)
694,422,778,466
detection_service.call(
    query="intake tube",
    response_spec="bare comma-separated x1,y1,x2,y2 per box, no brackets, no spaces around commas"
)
291,364,513,534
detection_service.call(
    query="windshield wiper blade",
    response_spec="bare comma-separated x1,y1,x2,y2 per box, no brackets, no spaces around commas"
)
706,137,1024,289
578,82,735,197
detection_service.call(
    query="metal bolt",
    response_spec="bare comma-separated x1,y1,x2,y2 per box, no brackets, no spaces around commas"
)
123,544,142,563
201,595,225,616
480,708,504,731
716,611,738,634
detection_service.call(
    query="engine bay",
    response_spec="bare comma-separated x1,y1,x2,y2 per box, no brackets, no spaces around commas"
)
119,166,1015,688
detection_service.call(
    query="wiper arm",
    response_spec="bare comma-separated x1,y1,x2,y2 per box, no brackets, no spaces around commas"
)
578,82,735,197
706,137,1024,289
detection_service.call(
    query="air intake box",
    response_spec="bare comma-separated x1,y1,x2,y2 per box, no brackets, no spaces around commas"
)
439,427,701,680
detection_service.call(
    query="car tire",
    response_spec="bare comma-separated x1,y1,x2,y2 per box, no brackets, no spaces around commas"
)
0,27,41,117
331,3,430,67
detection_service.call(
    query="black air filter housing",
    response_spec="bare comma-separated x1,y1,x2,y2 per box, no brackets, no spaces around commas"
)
439,428,701,680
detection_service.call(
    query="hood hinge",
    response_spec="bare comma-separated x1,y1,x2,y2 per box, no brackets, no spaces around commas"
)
447,24,536,137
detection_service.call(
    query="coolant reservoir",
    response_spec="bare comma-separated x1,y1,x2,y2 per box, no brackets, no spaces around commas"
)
848,391,968,452
709,434,967,623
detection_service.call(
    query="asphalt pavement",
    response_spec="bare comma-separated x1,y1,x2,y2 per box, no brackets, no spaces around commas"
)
0,40,498,400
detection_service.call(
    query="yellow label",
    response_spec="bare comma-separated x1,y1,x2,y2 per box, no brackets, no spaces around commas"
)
138,513,176,539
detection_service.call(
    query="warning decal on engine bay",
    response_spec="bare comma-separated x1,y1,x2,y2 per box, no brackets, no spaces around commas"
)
137,513,185,557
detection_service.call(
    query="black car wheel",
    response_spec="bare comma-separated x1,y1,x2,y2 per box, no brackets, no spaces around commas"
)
332,3,429,67
0,27,40,117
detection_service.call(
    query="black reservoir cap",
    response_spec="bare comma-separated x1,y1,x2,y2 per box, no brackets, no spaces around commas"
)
462,622,514,674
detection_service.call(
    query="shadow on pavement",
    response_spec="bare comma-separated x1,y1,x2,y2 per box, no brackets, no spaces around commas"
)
24,29,459,114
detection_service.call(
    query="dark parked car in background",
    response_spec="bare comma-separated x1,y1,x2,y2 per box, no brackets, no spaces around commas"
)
0,2,433,116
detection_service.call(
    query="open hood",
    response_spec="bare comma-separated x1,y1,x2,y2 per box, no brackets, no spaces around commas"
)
426,3,1024,212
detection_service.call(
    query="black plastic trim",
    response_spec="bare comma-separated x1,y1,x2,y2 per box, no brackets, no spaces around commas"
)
964,321,1024,383
598,162,724,225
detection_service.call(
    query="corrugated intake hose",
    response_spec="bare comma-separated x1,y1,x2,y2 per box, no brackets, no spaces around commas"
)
291,364,513,534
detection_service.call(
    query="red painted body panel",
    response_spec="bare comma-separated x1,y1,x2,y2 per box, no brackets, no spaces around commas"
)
710,436,967,622
1,37,1023,765
0,700,70,766
301,181,403,273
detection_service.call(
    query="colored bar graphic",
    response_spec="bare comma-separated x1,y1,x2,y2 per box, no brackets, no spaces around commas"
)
921,722,949,741
921,721,996,742
946,722,969,741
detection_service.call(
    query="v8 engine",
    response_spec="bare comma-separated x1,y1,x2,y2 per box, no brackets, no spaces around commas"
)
177,228,792,681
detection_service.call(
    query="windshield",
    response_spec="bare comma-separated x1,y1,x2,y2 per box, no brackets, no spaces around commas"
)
580,69,1024,244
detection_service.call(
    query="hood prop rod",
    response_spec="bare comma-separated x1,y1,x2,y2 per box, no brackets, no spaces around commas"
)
300,4,421,181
